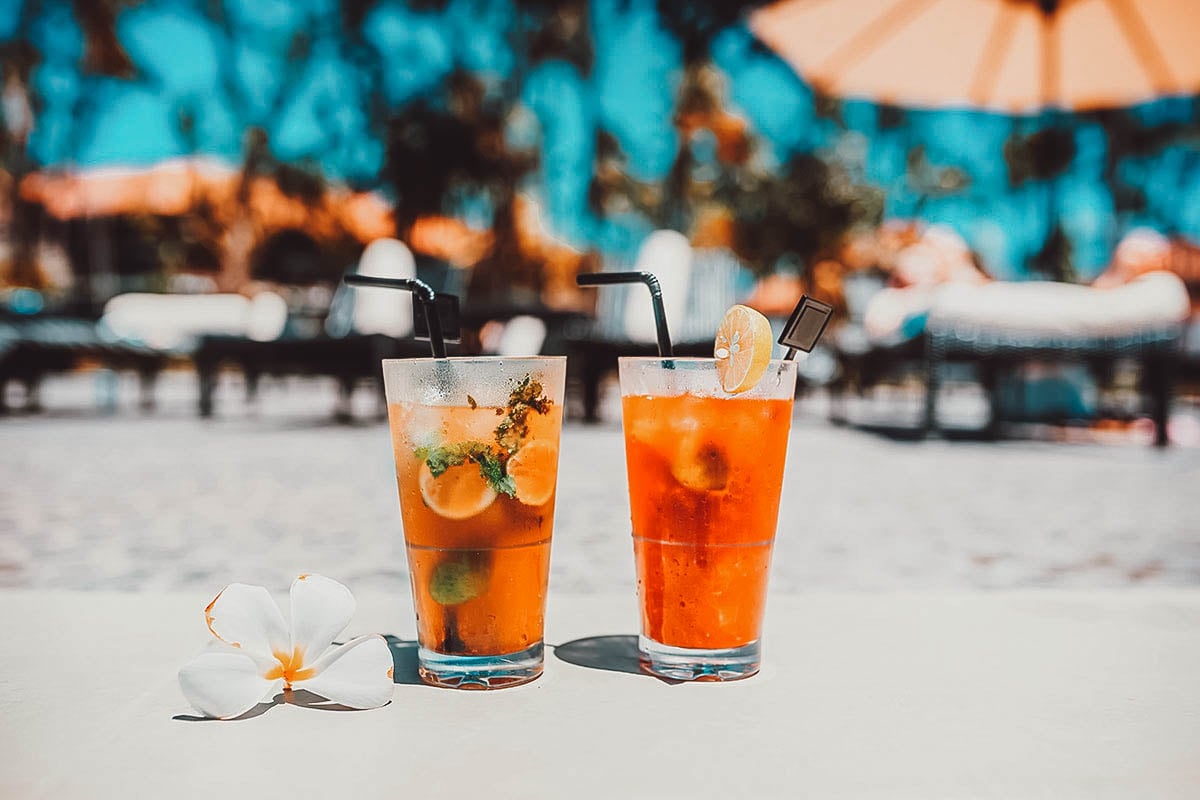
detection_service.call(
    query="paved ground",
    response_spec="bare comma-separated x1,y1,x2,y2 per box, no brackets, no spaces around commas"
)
1,370,1198,595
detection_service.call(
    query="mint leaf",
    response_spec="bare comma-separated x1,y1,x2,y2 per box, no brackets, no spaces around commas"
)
430,558,488,605
415,441,515,496
474,452,516,498
415,442,477,478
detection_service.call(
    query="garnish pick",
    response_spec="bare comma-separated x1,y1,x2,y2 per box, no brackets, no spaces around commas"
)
778,295,833,360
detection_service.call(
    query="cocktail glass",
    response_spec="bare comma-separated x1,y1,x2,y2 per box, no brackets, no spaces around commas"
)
383,356,566,688
618,357,797,681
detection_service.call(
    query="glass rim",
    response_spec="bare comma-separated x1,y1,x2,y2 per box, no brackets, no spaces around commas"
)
618,356,797,369
381,355,566,366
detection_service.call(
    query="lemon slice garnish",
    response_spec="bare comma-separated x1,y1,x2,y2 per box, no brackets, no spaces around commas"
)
418,462,497,520
714,304,773,394
505,441,558,506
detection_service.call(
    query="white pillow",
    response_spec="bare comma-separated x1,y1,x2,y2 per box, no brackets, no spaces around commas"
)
101,293,250,351
352,238,415,337
494,315,547,357
247,291,288,342
623,230,691,344
930,271,1190,339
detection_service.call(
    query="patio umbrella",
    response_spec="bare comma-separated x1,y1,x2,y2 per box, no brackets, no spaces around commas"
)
749,0,1200,113
19,159,395,245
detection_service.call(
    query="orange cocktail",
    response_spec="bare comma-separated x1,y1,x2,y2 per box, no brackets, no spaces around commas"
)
384,357,565,689
619,357,797,680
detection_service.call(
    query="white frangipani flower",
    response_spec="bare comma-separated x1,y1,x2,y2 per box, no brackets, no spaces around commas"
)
178,574,394,719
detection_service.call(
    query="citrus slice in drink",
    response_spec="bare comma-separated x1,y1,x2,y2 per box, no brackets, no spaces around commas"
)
671,433,730,492
505,441,558,506
714,304,773,393
418,462,497,519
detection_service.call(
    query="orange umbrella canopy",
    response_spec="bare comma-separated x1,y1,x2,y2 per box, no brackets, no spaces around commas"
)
19,158,395,245
750,0,1200,113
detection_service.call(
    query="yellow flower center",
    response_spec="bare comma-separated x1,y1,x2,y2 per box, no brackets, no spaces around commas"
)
265,647,316,686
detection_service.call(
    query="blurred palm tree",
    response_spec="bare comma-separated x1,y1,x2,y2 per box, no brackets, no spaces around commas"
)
72,0,135,78
1090,105,1200,226
1001,110,1199,281
382,70,539,301
379,0,593,305
725,153,883,276
655,1,769,68
589,4,883,278
654,1,764,232
1,37,39,291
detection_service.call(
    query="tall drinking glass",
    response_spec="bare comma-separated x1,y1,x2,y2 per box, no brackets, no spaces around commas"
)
383,356,566,688
619,357,797,681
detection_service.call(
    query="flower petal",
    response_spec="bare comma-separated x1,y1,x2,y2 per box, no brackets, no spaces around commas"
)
178,651,280,719
204,583,289,663
294,634,394,709
288,574,355,664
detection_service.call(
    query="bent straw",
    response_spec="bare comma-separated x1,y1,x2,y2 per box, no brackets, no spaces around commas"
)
577,271,674,358
343,273,447,358
345,272,456,649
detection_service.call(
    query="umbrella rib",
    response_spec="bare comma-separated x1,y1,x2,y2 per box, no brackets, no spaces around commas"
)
969,1,1019,107
816,0,941,90
1104,0,1177,93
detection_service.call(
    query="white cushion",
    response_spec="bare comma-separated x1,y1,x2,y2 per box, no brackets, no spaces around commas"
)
494,315,547,357
623,230,691,344
246,291,289,342
100,293,251,351
863,286,934,345
930,271,1190,340
352,238,415,337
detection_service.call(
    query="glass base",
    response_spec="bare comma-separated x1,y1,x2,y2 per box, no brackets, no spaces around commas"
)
638,636,761,682
417,641,544,689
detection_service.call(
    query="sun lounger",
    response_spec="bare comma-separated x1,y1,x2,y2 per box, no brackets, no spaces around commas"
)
193,240,463,420
923,273,1188,445
832,271,1189,444
0,313,168,413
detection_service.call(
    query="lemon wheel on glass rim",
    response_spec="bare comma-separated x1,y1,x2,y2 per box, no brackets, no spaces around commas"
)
714,304,774,394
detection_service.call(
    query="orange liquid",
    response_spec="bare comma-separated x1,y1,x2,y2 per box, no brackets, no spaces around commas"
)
389,402,561,656
622,393,792,649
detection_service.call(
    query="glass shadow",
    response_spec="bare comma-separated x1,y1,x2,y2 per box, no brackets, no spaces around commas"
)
552,634,681,685
384,635,428,686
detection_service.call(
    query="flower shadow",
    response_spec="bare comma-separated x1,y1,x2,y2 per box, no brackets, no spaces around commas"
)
172,689,366,722
173,700,278,722
551,634,681,685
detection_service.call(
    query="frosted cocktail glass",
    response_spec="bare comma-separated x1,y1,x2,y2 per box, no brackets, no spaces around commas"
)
619,357,797,680
383,357,565,688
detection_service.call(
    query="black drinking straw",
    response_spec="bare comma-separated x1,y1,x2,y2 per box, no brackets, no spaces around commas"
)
344,271,458,655
343,273,448,358
577,271,674,358
777,295,833,361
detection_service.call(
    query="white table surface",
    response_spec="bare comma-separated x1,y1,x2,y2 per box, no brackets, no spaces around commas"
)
1,589,1198,799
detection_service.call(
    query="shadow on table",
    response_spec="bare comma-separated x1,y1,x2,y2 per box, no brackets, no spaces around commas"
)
552,635,681,685
173,689,369,722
